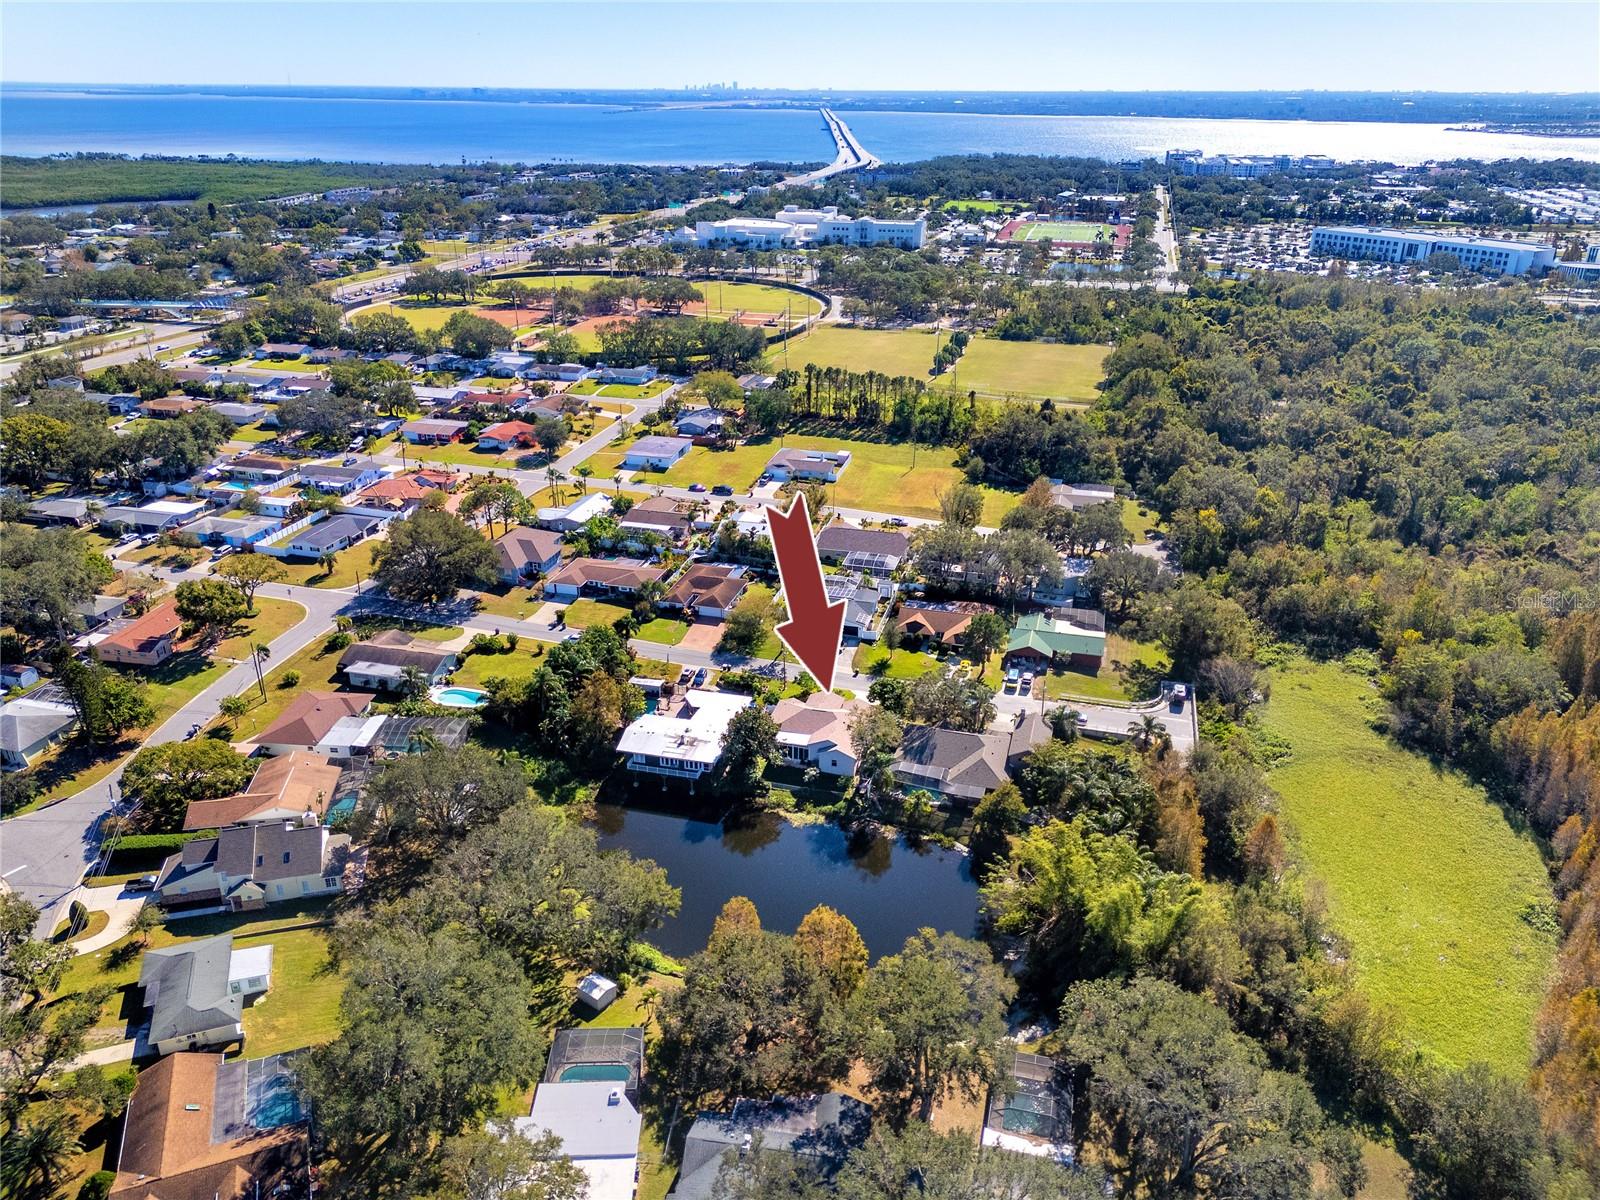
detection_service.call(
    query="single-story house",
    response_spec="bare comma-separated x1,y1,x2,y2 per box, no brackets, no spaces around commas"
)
297,459,388,495
737,372,777,391
1049,481,1117,511
153,821,360,911
544,558,667,600
312,713,470,759
93,600,182,668
76,593,129,629
253,691,375,755
536,492,612,533
349,469,459,513
0,695,77,771
184,751,343,831
137,935,271,1054
494,526,564,584
765,447,850,482
594,363,657,386
824,574,887,641
186,514,282,548
772,692,864,777
0,311,34,334
673,408,728,438
26,497,93,526
815,522,910,572
308,346,356,363
283,514,381,559
412,384,470,407
477,420,540,450
210,401,269,425
893,725,1012,803
661,563,747,619
0,664,40,689
337,631,457,691
618,495,697,543
620,435,692,471
617,689,752,783
140,396,204,419
254,342,312,360
108,1051,309,1200
89,390,144,415
223,454,296,485
893,601,993,651
97,498,209,533
528,362,590,382
670,1094,871,1200
400,418,469,445
1003,612,1107,672
514,1078,641,1200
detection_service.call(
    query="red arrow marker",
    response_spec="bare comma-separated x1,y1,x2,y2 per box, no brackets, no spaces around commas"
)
765,492,846,693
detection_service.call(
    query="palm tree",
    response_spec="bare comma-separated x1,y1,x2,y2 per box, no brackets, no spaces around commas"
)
317,551,337,578
546,467,567,503
2,1112,82,1196
249,642,271,698
1047,707,1081,742
612,473,623,495
576,465,593,493
1128,713,1162,751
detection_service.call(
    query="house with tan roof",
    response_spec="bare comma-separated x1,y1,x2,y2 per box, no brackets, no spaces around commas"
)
253,691,374,755
893,725,1012,803
544,558,667,601
892,601,994,651
349,469,458,513
400,418,468,444
140,396,204,419
619,495,699,544
772,692,866,776
477,420,541,450
661,564,748,619
93,600,182,667
109,1051,308,1200
183,751,342,831
765,447,850,482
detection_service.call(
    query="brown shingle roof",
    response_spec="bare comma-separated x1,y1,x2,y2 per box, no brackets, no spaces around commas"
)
183,751,341,831
495,525,563,573
664,564,747,611
254,691,373,749
97,600,181,657
545,557,666,593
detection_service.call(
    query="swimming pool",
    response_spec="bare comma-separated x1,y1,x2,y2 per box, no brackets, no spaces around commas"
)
558,1063,631,1083
429,686,487,709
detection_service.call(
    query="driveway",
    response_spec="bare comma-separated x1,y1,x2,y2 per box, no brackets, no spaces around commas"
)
679,619,724,653
69,884,148,955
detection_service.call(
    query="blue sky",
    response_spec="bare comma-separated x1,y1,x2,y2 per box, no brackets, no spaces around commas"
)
4,2,1597,92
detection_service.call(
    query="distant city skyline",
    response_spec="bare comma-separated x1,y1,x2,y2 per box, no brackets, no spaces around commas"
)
4,2,1597,95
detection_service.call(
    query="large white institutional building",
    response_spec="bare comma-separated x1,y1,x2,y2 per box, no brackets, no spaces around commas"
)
1309,226,1557,276
677,204,925,250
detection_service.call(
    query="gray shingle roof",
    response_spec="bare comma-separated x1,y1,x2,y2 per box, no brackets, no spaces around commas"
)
139,935,241,1044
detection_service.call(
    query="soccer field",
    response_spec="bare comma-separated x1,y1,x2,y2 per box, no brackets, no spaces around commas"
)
1007,220,1116,244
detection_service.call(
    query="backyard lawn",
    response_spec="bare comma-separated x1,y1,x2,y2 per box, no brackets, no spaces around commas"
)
51,899,343,1058
1260,657,1556,1074
224,422,277,444
658,434,1020,524
269,541,380,589
1040,635,1167,702
453,648,544,688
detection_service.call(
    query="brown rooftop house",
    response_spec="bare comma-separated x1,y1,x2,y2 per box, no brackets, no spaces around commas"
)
140,396,204,419
337,630,457,692
494,525,564,584
892,600,993,651
109,1051,308,1200
661,564,749,619
351,469,458,512
619,495,698,543
543,557,667,601
815,522,910,571
94,600,182,668
183,751,342,831
892,725,1011,803
253,691,374,755
400,418,468,445
153,820,360,911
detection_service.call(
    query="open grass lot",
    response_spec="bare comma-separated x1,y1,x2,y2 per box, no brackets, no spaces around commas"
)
1260,657,1556,1074
402,440,523,468
487,272,822,320
471,583,548,621
568,379,673,400
209,639,343,742
1041,634,1167,702
777,325,940,380
659,433,1020,524
953,337,1106,402
559,599,690,646
51,899,342,1058
350,299,477,333
224,422,278,445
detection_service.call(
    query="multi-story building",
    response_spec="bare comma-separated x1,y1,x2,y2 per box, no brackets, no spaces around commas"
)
682,204,925,250
1309,226,1557,276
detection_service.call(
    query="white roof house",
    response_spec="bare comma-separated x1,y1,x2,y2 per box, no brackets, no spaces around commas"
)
616,690,751,781
515,1082,641,1200
536,492,612,532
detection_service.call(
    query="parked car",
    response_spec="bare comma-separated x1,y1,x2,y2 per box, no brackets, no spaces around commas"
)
692,667,708,687
127,875,158,893
1020,671,1034,694
677,667,694,686
688,482,707,493
1004,668,1020,692
711,484,734,496
885,517,909,527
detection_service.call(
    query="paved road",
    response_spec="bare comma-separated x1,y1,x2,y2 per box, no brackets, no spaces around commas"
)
0,322,208,380
1,587,347,939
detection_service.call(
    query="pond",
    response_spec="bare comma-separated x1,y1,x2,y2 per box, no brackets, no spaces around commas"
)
590,803,981,960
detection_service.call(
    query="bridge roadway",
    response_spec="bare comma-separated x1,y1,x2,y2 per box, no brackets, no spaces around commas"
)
782,108,881,187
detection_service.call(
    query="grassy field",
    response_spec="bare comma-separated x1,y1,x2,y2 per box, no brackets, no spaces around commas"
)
269,541,379,589
560,599,689,646
487,272,822,319
453,648,544,688
351,299,479,333
224,422,278,445
1259,657,1556,1074
51,899,342,1057
776,325,940,380
208,638,344,742
656,434,1020,525
953,337,1106,402
1006,220,1118,243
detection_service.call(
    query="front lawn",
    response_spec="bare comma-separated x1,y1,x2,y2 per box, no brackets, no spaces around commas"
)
471,584,548,621
852,645,943,680
225,422,277,444
1260,657,1556,1074
561,598,631,630
269,541,380,589
1040,635,1167,703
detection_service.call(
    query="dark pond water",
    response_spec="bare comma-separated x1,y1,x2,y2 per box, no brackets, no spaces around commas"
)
589,803,980,960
